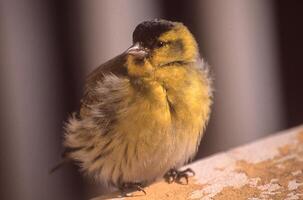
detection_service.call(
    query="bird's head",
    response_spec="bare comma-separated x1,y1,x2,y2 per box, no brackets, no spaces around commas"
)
125,19,199,77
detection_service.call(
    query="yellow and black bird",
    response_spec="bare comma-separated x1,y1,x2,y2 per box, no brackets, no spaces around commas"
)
54,19,213,194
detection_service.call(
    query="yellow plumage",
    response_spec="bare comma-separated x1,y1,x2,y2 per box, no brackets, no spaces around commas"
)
62,19,212,193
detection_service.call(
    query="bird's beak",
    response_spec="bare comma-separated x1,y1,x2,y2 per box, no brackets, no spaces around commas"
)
125,43,149,58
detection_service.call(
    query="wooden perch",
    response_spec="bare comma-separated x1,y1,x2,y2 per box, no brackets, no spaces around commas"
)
91,125,303,200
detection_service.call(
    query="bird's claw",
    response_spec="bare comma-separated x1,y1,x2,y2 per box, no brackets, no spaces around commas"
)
119,182,146,196
164,168,195,185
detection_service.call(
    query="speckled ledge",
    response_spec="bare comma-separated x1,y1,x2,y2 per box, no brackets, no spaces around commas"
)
91,125,303,200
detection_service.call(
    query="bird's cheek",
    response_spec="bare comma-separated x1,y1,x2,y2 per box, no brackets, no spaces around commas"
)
150,51,165,66
151,51,175,66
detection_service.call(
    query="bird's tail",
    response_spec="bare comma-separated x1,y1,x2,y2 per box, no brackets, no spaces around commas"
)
49,147,80,174
49,158,70,174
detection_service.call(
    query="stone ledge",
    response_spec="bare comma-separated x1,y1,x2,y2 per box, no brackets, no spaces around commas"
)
91,125,303,200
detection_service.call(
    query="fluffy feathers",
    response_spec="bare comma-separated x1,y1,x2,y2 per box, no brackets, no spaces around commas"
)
62,19,213,190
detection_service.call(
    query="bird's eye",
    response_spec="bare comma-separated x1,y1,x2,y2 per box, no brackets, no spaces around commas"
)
155,41,166,48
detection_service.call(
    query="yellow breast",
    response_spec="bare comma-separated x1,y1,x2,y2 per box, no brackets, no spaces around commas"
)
155,65,211,128
113,64,212,176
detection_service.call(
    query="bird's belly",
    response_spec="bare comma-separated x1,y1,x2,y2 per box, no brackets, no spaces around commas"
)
104,126,198,185
102,97,202,184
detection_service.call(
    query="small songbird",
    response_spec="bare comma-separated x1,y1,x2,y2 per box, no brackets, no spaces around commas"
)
56,19,213,194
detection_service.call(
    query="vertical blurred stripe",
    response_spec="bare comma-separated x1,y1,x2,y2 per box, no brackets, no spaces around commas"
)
276,1,303,127
197,0,284,152
0,0,81,199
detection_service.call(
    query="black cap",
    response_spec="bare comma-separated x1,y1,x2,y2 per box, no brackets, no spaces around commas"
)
132,19,175,48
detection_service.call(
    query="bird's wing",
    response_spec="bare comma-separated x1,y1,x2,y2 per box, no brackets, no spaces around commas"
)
51,54,129,172
85,54,127,90
80,53,128,117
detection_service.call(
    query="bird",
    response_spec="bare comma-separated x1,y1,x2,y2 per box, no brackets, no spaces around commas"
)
53,19,213,195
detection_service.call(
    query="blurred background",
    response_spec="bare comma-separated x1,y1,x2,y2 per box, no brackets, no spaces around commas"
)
0,0,302,199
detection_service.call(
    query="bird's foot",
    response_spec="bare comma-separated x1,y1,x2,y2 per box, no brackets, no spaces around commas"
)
119,182,146,196
164,168,195,184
